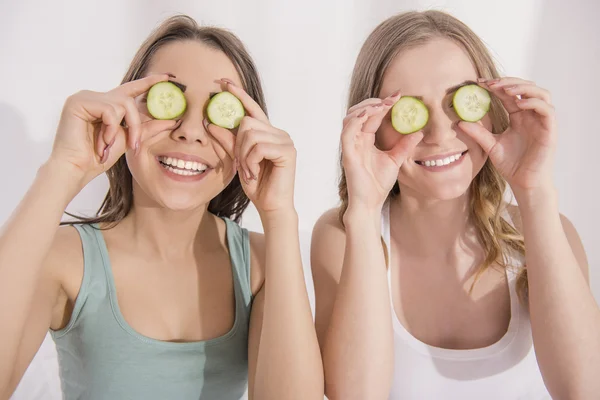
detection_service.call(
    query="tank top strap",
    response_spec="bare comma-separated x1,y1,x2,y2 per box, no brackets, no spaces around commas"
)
222,217,253,313
51,223,110,338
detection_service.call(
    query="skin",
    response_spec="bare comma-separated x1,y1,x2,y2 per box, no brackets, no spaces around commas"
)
312,38,597,399
0,40,323,399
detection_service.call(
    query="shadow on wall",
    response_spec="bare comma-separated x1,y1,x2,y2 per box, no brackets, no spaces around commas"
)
0,102,51,224
529,0,600,295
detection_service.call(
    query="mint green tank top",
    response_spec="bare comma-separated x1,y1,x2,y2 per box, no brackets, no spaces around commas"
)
50,218,252,400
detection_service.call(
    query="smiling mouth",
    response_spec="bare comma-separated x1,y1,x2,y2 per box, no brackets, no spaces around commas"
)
415,150,468,167
157,155,211,176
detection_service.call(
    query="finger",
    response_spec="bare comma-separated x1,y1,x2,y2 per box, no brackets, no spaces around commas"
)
120,97,142,151
139,119,181,143
458,120,498,155
479,81,520,114
347,98,384,115
482,77,535,88
96,124,107,162
386,131,424,165
515,98,555,119
220,78,269,124
246,142,295,181
343,103,386,129
116,73,170,98
239,129,287,180
341,111,371,151
503,84,551,104
205,119,236,159
98,104,121,159
235,116,279,160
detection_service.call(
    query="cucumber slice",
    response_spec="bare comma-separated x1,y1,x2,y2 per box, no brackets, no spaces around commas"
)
146,82,187,120
206,91,245,129
453,84,491,122
391,96,429,134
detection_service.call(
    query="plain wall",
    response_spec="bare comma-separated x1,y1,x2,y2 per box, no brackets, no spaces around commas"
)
3,0,598,398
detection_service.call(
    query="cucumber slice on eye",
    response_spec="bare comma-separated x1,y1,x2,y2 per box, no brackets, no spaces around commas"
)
206,91,245,129
146,82,187,120
391,96,429,134
453,84,491,122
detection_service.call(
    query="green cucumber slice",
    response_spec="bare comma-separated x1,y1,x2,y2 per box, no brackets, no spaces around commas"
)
146,82,187,120
391,96,429,134
206,91,245,129
453,84,491,122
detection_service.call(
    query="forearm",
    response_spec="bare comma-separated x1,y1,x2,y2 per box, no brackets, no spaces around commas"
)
323,208,393,400
0,161,79,391
253,210,324,400
515,186,600,398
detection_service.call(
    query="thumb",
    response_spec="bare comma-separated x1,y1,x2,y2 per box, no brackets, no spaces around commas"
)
387,131,424,165
205,120,236,160
458,121,497,155
140,119,181,143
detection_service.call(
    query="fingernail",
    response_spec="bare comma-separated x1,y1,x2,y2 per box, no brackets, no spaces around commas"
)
384,99,396,106
245,169,252,181
221,78,236,86
477,78,486,83
203,118,210,130
390,89,402,97
135,141,140,156
358,110,367,117
504,85,517,91
488,78,500,85
100,147,109,164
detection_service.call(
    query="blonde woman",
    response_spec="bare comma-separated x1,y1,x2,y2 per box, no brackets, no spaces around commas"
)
311,11,598,399
0,16,323,399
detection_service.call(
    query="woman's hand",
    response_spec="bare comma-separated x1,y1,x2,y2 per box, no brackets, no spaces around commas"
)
341,91,424,213
50,74,180,189
459,77,557,196
206,79,297,217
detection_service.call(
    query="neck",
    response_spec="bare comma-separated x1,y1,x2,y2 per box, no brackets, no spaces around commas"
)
117,198,222,261
390,189,478,260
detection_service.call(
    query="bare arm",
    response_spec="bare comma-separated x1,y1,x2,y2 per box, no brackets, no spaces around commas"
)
0,162,80,398
513,189,599,399
248,212,324,400
312,208,393,400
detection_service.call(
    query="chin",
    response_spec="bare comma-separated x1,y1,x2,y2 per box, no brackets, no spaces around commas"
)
398,176,473,201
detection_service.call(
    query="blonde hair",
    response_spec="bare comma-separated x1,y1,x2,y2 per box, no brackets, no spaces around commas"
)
338,10,528,302
64,15,267,227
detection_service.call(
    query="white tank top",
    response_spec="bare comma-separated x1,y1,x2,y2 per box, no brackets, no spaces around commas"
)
381,201,551,399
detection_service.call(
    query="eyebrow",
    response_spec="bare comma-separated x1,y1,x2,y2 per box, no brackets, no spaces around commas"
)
405,80,478,100
169,80,187,92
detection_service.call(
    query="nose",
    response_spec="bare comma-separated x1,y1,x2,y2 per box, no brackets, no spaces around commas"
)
421,106,457,145
169,109,209,145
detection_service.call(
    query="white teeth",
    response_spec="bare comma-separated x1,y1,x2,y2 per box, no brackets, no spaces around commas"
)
159,156,209,172
420,152,464,168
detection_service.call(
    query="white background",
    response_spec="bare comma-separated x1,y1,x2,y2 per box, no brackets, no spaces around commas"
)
3,0,599,398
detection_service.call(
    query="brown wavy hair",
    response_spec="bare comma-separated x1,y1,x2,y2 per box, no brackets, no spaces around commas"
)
64,15,267,227
337,10,528,302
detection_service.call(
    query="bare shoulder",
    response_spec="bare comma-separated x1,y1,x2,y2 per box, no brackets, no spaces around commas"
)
311,207,347,284
248,231,266,296
506,203,589,280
